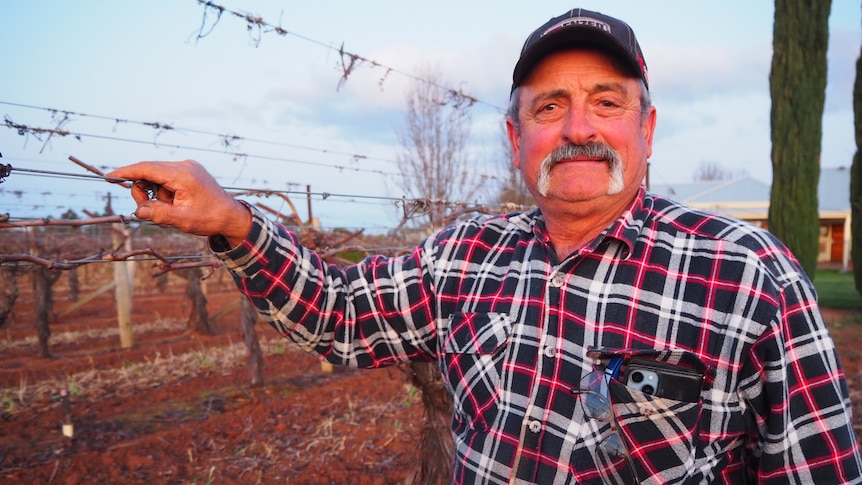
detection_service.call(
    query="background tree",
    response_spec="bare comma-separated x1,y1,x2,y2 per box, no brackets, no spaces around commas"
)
61,209,81,301
28,232,64,357
495,124,534,208
393,66,479,483
768,0,832,278
179,266,213,335
692,160,748,182
394,67,482,232
0,266,17,327
853,9,862,296
240,295,264,387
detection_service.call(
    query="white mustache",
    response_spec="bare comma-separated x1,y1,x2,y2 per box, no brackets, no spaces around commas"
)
544,142,620,168
537,142,624,196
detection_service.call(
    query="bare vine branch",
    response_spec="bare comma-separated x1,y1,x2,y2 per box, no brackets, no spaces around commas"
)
0,215,133,229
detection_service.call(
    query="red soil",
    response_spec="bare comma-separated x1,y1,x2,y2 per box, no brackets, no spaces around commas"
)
1,273,860,484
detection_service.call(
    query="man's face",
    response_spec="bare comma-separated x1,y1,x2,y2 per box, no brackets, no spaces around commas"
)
507,49,656,212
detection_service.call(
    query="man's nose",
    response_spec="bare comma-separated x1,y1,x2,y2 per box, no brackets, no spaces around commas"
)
561,105,599,145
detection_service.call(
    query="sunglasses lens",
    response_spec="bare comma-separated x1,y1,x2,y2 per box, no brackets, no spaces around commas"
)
578,367,638,484
596,432,637,484
580,370,612,420
599,431,627,459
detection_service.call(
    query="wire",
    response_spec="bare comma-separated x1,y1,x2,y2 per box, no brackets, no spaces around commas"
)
2,165,510,210
4,118,398,177
0,100,401,167
191,0,504,113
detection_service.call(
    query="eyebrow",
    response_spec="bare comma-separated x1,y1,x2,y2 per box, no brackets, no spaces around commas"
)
589,82,629,97
528,81,632,108
527,88,568,109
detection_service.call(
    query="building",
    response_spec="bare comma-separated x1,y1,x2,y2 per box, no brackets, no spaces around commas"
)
650,166,852,271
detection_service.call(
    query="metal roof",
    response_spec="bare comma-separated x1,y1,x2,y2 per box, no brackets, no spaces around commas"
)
650,166,850,219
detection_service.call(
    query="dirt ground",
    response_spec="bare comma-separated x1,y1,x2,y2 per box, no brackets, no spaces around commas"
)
0,272,425,484
1,271,861,485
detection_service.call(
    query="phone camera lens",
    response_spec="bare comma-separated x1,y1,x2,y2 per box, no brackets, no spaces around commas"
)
630,371,644,383
642,385,655,395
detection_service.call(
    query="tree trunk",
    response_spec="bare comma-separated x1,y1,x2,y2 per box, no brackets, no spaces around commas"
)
183,267,212,335
852,2,862,296
404,361,455,485
0,267,18,327
67,267,79,302
240,295,264,387
33,268,53,358
768,0,832,277
156,273,169,293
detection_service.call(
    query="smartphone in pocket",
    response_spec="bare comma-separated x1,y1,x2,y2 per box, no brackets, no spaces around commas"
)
622,357,704,402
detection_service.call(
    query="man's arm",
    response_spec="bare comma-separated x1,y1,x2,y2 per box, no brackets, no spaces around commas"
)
744,276,862,483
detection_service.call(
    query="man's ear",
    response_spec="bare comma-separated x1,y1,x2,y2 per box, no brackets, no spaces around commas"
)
506,117,522,169
642,106,657,159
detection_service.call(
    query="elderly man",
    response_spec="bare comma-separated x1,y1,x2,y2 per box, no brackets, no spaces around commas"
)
108,8,862,484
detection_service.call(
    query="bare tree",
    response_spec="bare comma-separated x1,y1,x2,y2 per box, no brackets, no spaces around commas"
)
32,266,62,357
393,66,469,483
495,124,534,208
240,295,264,387
395,67,482,231
0,266,18,327
692,161,748,182
403,363,455,485
179,266,213,335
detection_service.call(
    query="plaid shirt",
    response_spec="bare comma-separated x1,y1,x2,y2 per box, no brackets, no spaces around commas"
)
214,188,862,484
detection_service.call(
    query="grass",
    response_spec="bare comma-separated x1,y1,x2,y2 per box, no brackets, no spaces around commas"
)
0,336,299,412
815,269,862,310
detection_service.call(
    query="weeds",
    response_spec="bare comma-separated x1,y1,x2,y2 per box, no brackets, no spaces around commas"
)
65,377,84,397
0,334,304,415
0,319,187,352
1,395,17,414
192,352,216,370
270,340,286,356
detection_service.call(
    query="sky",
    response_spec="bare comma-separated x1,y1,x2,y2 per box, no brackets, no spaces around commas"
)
1,1,860,233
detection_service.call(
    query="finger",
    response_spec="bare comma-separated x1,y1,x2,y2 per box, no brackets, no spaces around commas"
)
153,185,175,203
130,182,153,205
132,201,157,221
107,162,181,192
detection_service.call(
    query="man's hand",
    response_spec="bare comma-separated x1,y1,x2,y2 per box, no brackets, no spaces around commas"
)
106,160,252,248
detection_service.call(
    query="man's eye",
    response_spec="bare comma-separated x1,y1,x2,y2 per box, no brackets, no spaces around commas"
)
541,103,558,112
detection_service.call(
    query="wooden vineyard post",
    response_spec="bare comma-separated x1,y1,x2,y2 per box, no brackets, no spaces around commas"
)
112,222,134,348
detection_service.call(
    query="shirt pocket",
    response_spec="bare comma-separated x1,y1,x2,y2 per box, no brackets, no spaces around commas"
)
607,380,704,483
443,312,513,432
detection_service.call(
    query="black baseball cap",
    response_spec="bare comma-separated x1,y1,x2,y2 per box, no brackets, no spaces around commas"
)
512,8,649,91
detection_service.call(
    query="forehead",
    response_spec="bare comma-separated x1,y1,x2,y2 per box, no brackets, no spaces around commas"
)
524,48,637,87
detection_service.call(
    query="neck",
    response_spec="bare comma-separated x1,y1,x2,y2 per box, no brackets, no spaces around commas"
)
539,195,634,261
543,212,611,260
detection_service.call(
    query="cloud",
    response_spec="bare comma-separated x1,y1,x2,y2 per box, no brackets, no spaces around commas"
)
648,40,771,104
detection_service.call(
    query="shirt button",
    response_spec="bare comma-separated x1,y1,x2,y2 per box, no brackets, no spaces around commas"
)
544,345,556,358
528,420,541,433
551,274,564,287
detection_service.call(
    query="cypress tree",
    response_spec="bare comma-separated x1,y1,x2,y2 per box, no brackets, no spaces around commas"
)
852,19,862,295
769,0,832,278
